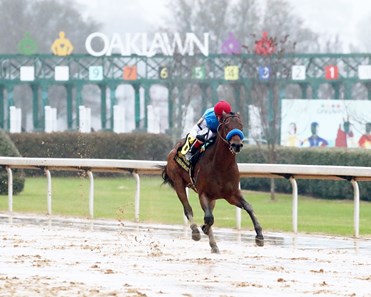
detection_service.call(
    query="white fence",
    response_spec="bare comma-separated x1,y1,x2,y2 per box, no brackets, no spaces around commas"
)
1,157,370,237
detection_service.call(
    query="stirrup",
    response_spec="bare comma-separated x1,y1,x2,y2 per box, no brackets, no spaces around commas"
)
185,152,192,161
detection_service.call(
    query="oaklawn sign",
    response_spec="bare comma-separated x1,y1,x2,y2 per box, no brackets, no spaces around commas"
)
85,32,210,57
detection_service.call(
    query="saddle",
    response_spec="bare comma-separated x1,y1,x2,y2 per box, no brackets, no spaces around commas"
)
174,134,215,174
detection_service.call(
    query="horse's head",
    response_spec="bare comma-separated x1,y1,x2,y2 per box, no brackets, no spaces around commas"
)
217,111,244,154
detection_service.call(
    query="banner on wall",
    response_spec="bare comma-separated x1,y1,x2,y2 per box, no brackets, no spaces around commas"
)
280,99,371,149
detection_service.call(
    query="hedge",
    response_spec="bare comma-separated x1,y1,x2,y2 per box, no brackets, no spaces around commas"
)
6,132,371,201
0,130,25,195
237,146,371,201
10,131,173,159
9,131,174,177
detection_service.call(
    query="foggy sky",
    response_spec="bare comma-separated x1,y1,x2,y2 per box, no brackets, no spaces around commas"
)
77,0,371,52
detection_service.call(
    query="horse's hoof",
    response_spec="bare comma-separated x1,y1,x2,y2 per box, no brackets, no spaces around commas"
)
192,229,201,241
255,236,264,247
211,245,220,254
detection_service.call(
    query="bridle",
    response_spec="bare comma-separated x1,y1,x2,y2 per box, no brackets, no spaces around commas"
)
216,113,244,154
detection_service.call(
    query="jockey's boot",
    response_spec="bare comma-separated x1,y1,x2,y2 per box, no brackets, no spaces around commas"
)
186,137,204,161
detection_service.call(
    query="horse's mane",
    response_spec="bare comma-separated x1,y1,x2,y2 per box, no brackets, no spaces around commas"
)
224,111,239,117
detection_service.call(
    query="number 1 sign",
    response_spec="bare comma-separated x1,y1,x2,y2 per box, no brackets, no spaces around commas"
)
325,65,339,80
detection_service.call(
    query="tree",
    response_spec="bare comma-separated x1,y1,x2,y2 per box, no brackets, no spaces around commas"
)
260,0,319,52
355,12,371,52
164,0,231,53
244,33,297,200
161,0,324,199
160,0,233,140
160,0,320,139
0,0,101,131
0,0,100,54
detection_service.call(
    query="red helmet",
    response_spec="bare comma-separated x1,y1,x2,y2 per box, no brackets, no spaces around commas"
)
214,100,231,116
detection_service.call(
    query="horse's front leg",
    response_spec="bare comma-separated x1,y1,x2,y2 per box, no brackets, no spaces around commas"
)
240,199,264,247
200,196,219,253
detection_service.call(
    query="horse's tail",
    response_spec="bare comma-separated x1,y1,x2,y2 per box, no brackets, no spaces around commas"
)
158,164,175,189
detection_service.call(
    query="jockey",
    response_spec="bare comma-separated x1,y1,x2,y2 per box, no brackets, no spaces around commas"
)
185,100,232,160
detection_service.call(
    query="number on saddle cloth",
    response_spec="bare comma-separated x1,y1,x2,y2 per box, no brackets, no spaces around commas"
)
180,134,195,155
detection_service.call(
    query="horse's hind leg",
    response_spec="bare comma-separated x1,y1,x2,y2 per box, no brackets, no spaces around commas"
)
173,184,201,241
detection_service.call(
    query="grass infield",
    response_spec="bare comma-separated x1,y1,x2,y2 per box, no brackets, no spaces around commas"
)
1,176,370,236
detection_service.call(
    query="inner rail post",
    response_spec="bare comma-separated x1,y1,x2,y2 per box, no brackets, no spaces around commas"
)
87,170,94,219
132,172,140,223
289,176,298,233
6,166,13,213
351,179,360,238
44,168,52,215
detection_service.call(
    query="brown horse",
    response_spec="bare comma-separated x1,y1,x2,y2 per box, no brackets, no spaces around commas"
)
161,111,264,253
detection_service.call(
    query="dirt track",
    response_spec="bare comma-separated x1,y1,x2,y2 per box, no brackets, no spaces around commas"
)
0,214,371,297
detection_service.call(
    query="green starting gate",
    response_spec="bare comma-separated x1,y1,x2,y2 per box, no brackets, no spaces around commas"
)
1,53,371,131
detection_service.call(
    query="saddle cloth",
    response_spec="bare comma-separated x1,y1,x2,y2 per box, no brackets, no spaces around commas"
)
174,135,215,173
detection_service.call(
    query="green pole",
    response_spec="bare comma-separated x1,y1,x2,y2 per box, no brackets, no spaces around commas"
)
100,84,107,130
41,84,48,130
75,84,83,128
31,84,39,130
133,84,140,130
333,83,340,99
300,83,308,99
144,84,150,130
7,85,14,131
109,84,117,130
344,81,352,99
0,85,4,129
311,83,319,99
7,85,14,106
167,85,173,130
65,84,73,130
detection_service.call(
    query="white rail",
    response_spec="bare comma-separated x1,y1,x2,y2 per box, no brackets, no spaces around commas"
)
1,157,370,237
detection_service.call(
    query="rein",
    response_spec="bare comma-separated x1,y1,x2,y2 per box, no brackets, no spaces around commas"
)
217,124,231,146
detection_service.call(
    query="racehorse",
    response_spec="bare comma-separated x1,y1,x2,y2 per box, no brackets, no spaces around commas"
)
161,111,264,253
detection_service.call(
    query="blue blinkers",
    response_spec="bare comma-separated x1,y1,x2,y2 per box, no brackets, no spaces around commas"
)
226,129,244,141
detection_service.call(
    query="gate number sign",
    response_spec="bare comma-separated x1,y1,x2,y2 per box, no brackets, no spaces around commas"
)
89,66,103,81
325,65,339,80
123,66,137,80
258,66,270,80
291,65,306,80
159,66,169,79
224,66,239,80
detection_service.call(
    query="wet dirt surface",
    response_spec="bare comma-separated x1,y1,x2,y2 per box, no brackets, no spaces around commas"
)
1,213,371,297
